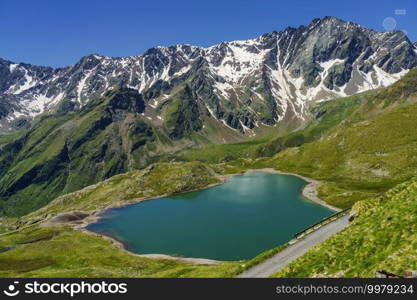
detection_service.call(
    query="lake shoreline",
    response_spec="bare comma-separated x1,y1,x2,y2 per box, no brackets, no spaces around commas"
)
73,177,231,265
79,227,224,265
243,168,341,212
73,175,230,230
73,167,339,264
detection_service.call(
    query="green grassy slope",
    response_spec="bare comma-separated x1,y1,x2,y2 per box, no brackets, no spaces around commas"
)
274,178,417,277
179,93,367,164
0,225,241,278
254,91,369,157
0,86,227,217
267,68,417,208
2,161,219,230
0,88,156,216
180,138,269,163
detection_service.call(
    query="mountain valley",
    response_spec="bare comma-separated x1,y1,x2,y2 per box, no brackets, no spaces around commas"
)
1,16,417,278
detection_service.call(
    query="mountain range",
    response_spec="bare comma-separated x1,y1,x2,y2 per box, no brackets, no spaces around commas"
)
1,16,416,136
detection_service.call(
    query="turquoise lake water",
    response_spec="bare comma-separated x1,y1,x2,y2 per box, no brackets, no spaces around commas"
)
86,172,333,260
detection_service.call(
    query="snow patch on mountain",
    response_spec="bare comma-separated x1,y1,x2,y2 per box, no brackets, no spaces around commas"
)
9,63,18,72
77,69,95,103
373,66,408,87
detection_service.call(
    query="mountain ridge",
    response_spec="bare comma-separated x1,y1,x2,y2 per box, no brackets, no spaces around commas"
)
1,16,417,134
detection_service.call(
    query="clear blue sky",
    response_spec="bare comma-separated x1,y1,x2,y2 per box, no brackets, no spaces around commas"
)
1,0,416,67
